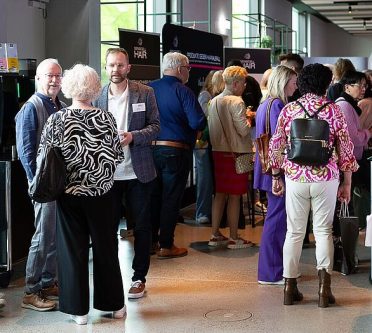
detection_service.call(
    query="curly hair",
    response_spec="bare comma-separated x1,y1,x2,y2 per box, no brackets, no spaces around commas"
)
61,64,101,101
297,63,332,96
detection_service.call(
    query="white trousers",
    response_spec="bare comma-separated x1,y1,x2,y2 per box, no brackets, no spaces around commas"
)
283,178,339,278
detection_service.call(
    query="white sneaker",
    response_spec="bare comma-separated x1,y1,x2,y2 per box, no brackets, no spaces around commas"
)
113,305,126,319
196,216,210,224
258,279,285,285
70,314,88,325
0,293,5,308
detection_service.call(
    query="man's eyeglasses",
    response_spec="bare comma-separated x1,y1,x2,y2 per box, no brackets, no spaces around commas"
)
44,73,62,80
180,65,191,72
349,83,367,89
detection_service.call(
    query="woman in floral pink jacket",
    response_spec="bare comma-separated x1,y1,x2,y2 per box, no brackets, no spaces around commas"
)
268,64,358,308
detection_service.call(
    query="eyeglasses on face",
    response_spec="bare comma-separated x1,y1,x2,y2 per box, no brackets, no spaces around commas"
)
44,73,62,80
349,83,367,89
180,65,191,71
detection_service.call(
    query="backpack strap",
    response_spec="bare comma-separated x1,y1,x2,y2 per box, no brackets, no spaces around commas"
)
296,101,331,119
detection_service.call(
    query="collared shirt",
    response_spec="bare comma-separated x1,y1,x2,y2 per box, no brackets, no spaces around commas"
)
269,93,358,183
148,75,206,146
15,92,63,182
108,82,136,180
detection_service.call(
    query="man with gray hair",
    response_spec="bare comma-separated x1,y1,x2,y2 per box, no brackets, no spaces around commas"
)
15,58,65,311
149,52,206,259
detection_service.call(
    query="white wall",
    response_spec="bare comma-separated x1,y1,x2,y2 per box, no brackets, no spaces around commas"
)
1,0,372,70
309,15,372,67
182,0,231,45
46,0,100,73
0,0,45,62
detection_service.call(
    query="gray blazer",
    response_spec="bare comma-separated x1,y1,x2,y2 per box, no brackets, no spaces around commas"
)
94,81,160,183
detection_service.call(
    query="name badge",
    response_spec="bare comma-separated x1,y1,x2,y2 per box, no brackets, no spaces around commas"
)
132,103,146,112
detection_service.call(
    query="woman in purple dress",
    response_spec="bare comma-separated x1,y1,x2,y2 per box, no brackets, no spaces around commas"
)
254,65,297,284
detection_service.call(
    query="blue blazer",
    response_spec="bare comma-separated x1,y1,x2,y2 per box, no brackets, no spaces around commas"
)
94,81,160,183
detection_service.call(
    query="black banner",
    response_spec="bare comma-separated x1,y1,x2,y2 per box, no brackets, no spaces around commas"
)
119,29,160,83
162,23,224,95
224,47,271,75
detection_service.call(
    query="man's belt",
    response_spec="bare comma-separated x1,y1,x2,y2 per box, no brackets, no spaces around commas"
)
151,140,190,150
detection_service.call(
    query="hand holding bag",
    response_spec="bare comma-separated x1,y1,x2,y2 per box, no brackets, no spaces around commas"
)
255,98,276,174
339,201,359,275
29,113,66,203
215,100,254,174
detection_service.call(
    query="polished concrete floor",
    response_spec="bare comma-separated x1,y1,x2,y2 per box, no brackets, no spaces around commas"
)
1,210,372,333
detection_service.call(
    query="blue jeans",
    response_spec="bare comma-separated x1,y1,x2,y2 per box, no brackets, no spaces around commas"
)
152,146,192,248
112,179,154,283
25,201,57,293
193,148,213,221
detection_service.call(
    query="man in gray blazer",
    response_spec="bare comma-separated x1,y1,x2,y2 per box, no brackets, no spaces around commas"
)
94,47,160,299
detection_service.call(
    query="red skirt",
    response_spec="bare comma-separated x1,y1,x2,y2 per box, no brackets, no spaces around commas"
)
212,151,249,195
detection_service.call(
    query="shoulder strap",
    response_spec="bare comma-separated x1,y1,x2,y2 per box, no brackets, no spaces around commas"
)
296,101,331,119
215,99,235,157
265,98,276,134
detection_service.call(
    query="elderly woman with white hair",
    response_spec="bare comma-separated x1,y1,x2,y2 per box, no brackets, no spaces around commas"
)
37,64,125,325
207,66,254,249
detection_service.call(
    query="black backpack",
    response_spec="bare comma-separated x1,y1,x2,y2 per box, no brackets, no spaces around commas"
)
287,101,332,166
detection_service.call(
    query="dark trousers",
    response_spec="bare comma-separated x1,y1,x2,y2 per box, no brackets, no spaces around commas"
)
152,146,192,249
56,190,124,315
112,179,154,283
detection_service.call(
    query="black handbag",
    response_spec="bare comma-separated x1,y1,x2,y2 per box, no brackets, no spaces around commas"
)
338,202,359,275
29,114,66,203
287,101,332,166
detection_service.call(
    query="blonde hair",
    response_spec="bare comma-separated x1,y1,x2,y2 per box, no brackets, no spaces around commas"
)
222,66,248,86
62,64,101,101
211,70,224,96
201,70,216,95
266,65,297,104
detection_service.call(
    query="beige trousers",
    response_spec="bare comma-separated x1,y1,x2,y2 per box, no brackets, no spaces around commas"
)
283,178,339,278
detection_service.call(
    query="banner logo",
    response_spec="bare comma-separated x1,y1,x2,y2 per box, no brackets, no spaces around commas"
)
134,38,147,59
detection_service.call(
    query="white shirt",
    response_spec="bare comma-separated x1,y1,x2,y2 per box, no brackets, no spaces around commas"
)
108,82,137,180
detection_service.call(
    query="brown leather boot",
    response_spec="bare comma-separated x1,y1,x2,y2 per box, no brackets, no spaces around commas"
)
318,269,336,308
283,278,303,305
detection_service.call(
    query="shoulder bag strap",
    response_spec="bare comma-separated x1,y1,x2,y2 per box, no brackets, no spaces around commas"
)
215,99,236,158
265,98,276,135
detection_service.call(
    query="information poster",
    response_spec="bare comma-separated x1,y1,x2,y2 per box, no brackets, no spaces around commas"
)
119,29,160,83
224,47,271,82
162,23,224,95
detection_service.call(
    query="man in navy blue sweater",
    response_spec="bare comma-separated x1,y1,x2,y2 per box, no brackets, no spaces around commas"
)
149,52,206,259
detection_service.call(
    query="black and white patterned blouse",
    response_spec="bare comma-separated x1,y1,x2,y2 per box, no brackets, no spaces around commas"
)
38,108,124,196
